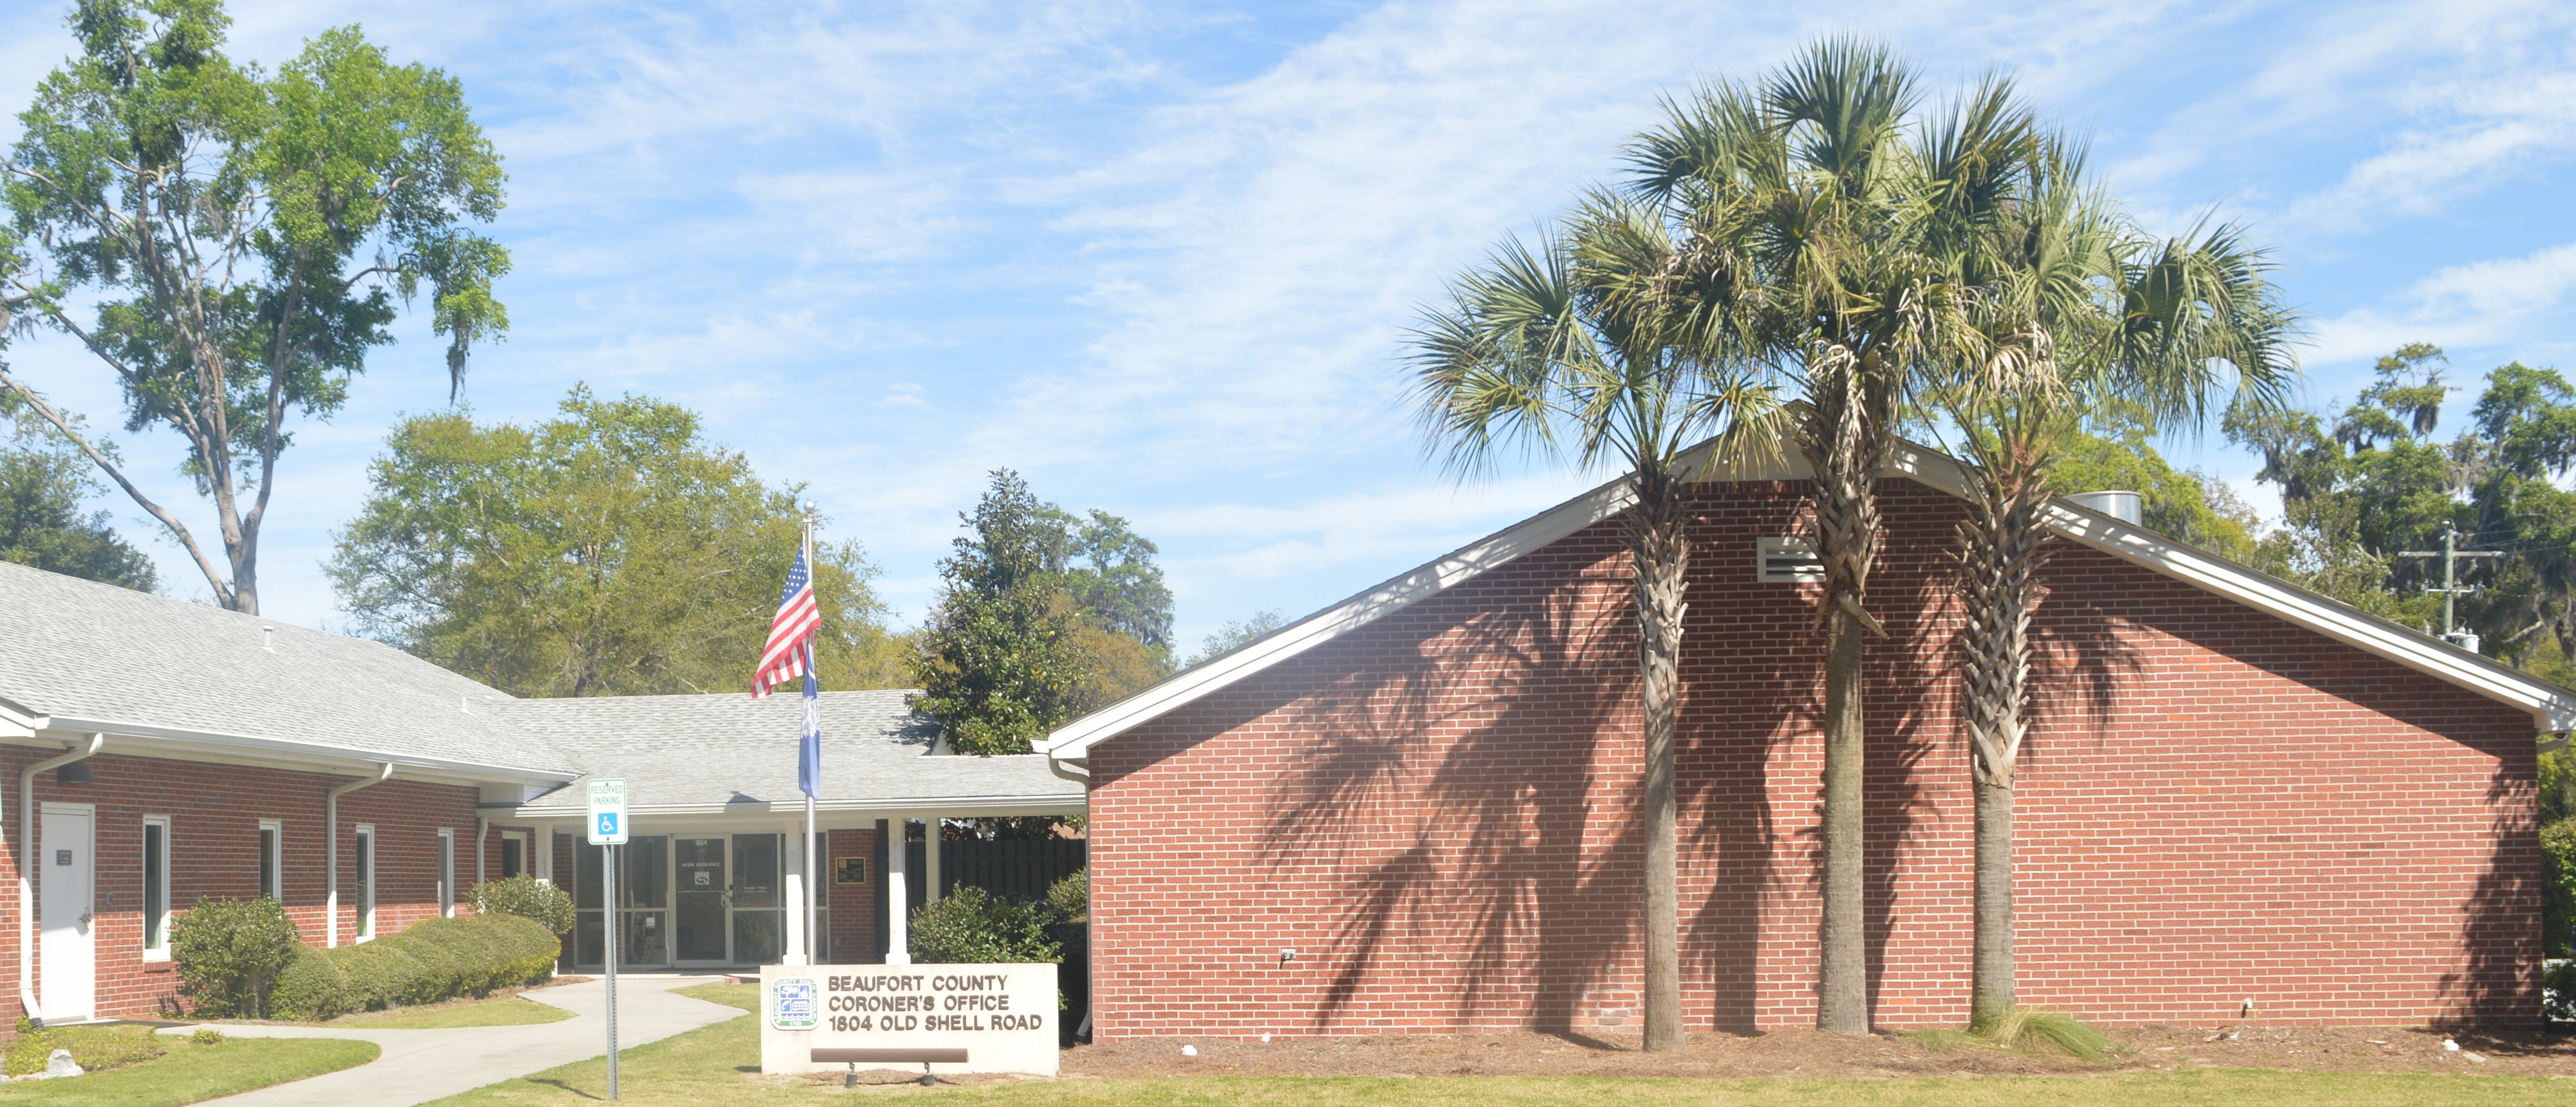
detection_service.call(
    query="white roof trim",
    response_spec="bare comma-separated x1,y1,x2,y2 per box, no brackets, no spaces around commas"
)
17,713,581,784
1889,444,2576,732
1043,469,1644,761
512,795,1087,820
1046,440,2576,761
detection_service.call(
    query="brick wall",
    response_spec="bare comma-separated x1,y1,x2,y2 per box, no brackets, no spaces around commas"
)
826,826,880,964
1085,479,2545,1037
0,748,480,1021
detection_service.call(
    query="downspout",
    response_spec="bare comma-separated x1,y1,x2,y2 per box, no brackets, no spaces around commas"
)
325,763,394,948
1045,753,1094,1041
1046,756,1089,786
17,734,103,1028
475,815,489,910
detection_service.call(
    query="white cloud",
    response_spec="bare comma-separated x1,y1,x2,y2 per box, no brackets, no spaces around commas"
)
2306,240,2576,364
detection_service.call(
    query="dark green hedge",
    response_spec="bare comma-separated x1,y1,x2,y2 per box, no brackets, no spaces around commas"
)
269,914,559,1021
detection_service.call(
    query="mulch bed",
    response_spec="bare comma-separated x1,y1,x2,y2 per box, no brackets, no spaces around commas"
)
1059,1023,2576,1079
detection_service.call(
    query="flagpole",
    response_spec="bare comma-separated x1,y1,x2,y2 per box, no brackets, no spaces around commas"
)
801,504,819,968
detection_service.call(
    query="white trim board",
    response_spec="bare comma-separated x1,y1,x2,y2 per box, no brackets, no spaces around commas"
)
1044,439,2576,762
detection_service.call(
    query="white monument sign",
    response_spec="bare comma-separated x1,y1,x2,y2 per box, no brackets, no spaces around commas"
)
758,962,1059,1077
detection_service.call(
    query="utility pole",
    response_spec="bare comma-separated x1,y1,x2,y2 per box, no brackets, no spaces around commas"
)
2401,521,2501,650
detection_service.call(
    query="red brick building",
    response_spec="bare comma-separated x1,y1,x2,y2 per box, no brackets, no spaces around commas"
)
1044,444,2574,1035
0,562,1078,1025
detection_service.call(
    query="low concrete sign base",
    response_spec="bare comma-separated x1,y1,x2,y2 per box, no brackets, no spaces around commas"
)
758,962,1058,1077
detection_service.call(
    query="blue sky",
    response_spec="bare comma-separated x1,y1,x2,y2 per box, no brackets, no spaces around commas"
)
4,0,2574,653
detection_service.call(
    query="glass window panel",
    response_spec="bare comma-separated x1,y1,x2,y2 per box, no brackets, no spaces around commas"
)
501,837,523,880
623,910,669,965
575,911,603,967
733,910,784,965
355,832,374,938
576,842,603,908
143,823,166,950
622,837,667,909
732,835,779,908
259,828,279,901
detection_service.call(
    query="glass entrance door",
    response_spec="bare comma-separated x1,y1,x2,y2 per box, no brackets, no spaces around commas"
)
674,838,729,964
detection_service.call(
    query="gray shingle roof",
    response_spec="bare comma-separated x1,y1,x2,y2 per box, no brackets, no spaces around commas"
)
0,560,574,776
499,690,1084,813
0,563,1082,811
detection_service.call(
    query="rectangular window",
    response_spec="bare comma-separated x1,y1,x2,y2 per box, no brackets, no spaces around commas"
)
258,820,283,901
438,829,456,918
142,816,171,958
500,833,526,880
354,825,376,941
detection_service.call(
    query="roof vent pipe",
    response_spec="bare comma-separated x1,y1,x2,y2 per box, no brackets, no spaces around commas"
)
18,734,103,1027
2066,489,2143,526
262,626,275,653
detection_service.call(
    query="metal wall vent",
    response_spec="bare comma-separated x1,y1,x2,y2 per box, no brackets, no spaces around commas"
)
1758,536,1824,583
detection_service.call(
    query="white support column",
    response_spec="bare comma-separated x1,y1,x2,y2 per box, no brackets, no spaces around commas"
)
782,818,809,967
883,817,910,966
923,812,942,904
536,826,555,884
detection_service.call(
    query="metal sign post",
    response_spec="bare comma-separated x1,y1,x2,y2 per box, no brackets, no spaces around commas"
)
588,779,628,1100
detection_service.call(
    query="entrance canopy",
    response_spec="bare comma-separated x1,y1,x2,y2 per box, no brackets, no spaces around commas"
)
497,689,1084,971
501,689,1083,823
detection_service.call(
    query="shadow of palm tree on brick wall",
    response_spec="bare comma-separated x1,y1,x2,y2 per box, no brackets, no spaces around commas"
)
2438,758,2545,1027
1676,481,1828,1031
1854,486,1964,1026
1259,531,1637,1034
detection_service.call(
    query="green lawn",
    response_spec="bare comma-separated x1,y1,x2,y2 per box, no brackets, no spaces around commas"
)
332,997,577,1029
0,1036,376,1106
424,984,2573,1107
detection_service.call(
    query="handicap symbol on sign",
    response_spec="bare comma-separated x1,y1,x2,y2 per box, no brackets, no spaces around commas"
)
597,813,619,836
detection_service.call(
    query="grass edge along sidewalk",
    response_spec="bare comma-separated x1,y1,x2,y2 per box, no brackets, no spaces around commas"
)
421,984,2573,1107
1,1036,376,1107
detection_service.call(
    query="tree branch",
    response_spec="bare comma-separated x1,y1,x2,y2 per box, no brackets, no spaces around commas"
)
0,368,233,607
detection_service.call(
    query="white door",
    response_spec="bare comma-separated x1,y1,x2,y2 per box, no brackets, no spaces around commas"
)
39,804,95,1022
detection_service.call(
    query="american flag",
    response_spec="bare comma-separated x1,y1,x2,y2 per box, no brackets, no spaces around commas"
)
752,547,820,697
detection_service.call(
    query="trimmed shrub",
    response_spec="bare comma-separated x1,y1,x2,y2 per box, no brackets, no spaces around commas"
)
265,913,560,1021
4,1024,164,1075
269,945,355,1021
2547,960,2575,1023
1045,869,1087,923
469,876,576,935
909,886,1061,964
169,896,301,1018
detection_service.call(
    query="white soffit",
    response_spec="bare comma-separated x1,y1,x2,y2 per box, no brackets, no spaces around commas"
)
1045,440,2576,760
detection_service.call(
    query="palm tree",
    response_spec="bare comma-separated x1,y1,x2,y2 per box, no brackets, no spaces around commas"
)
1413,212,1778,1052
1624,41,2037,1034
1940,146,2297,1025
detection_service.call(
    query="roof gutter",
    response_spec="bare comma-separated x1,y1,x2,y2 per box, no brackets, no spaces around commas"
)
18,734,103,1027
19,714,576,786
511,794,1086,821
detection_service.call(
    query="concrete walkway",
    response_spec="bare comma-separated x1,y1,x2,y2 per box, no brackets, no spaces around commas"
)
163,975,745,1107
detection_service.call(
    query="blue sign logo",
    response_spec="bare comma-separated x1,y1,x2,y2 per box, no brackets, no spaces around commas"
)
771,977,818,1030
596,813,619,836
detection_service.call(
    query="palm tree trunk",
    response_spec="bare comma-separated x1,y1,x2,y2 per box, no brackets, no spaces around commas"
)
1632,465,1689,1052
1973,776,2014,1025
1807,352,1887,1037
1819,608,1869,1034
1957,465,2047,1027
